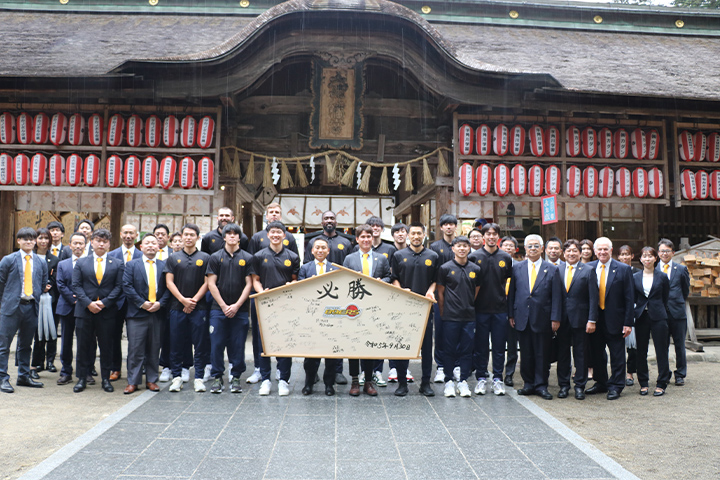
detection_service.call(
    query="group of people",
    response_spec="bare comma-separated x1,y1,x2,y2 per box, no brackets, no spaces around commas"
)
0,204,690,402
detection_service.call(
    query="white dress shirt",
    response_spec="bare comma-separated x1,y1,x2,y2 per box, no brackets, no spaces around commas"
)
596,260,611,288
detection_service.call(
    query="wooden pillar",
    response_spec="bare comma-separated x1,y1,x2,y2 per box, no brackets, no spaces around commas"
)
410,205,421,225
242,202,254,237
109,193,124,250
435,187,450,234
0,191,15,256
643,204,658,247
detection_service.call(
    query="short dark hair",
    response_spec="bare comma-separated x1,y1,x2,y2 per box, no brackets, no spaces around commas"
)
481,223,501,236
619,244,634,256
366,216,385,228
35,227,50,240
546,236,563,248
222,223,243,237
170,232,182,242
181,224,200,236
408,221,425,233
141,233,157,243
266,221,286,232
310,236,329,248
91,228,111,241
17,227,38,240
153,224,170,235
452,236,470,246
563,239,580,251
355,224,373,238
47,221,65,233
468,228,483,237
658,238,674,251
501,236,518,249
76,219,94,232
391,223,408,235
70,232,87,244
438,214,458,227
217,206,234,216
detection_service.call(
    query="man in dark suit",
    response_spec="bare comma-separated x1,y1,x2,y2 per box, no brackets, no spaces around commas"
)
0,228,49,393
586,237,634,400
298,236,338,396
556,239,599,400
657,239,691,386
71,229,125,393
343,224,392,396
122,233,170,394
508,234,562,400
48,221,72,261
545,237,565,267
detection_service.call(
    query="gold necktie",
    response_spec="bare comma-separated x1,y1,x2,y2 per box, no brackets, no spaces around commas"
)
52,247,58,257
24,255,33,296
362,253,370,276
96,258,104,284
566,265,573,292
148,260,156,303
505,278,510,296
599,264,606,310
530,263,537,292
126,250,132,263
663,263,669,279
318,262,324,275
157,250,163,261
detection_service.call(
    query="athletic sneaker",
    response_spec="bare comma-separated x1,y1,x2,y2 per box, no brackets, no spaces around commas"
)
474,378,487,395
210,377,223,394
194,379,206,392
169,376,183,392
247,368,261,384
230,378,242,394
159,367,171,383
388,368,398,382
433,367,445,383
492,378,506,396
278,380,290,396
406,371,414,383
457,380,471,397
181,368,190,383
453,366,461,382
259,379,271,395
444,381,456,397
373,371,387,387
203,365,212,382
275,369,281,381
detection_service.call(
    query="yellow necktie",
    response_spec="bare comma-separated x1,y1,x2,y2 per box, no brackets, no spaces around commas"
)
663,264,669,278
52,247,59,257
148,260,156,303
24,255,33,296
505,278,510,296
96,258,104,284
126,250,132,263
566,265,573,292
362,253,370,276
530,263,537,292
599,264,606,310
157,250,163,261
318,262,324,275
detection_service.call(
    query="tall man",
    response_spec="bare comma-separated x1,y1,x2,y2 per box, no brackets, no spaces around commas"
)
0,228,48,393
508,234,562,400
72,229,124,393
430,214,458,383
657,239,690,386
47,221,72,260
391,222,438,397
343,224,391,396
206,223,254,394
165,224,211,393
586,237,634,400
386,222,408,383
122,233,170,394
202,207,249,255
108,224,142,381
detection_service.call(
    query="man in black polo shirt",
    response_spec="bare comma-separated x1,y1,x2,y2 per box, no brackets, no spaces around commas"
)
391,222,439,397
468,223,513,396
201,207,249,255
437,236,482,397
165,224,211,393
430,214,457,384
251,221,300,396
206,223,254,394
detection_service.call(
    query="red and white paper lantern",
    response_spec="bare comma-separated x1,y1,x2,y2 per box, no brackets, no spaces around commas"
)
142,156,158,188
693,132,707,162
16,113,32,145
163,115,180,147
613,129,629,159
545,165,561,195
614,167,631,198
632,168,648,198
179,157,195,189
583,166,598,197
124,155,140,187
33,112,50,144
566,166,582,197
458,124,473,155
196,116,214,149
678,131,694,162
528,125,545,157
159,156,177,189
706,132,720,162
65,154,83,186
648,168,664,198
598,167,614,198
527,164,543,197
709,171,720,200
681,170,696,200
106,114,124,147
493,124,509,156
180,116,196,148
630,129,646,160
48,154,64,186
106,155,123,187
597,128,613,159
0,113,15,144
695,170,709,200
0,153,12,185
30,153,47,185
581,127,597,158
493,164,510,196
475,124,491,155
475,164,491,196
199,157,214,190
84,154,100,186
511,164,526,196
646,129,660,161
14,154,29,185
50,113,67,146
67,114,85,146
509,125,525,156
125,114,143,147
88,114,103,146
566,125,581,157
458,163,473,196
145,115,162,148
545,126,560,157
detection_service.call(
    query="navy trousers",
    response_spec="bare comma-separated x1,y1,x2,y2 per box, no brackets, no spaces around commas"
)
443,320,474,382
169,309,210,379
209,310,249,379
473,312,509,381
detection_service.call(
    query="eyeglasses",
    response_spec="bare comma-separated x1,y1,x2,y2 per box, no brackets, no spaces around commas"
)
525,244,541,249
658,250,672,254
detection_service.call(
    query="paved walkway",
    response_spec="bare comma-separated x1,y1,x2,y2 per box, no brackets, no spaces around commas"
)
21,362,639,480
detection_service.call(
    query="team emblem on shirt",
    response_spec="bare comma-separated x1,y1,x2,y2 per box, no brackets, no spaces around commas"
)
469,272,476,278
338,244,344,250
451,270,455,275
498,260,506,267
264,258,268,263
403,258,407,262
239,259,246,266
440,249,444,253
212,239,215,243
196,259,203,266
284,259,291,267
425,259,432,266
283,239,289,246
477,259,482,264
383,253,388,258
177,259,181,263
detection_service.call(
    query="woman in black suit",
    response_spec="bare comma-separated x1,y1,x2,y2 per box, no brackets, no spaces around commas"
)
618,245,641,386
633,246,671,396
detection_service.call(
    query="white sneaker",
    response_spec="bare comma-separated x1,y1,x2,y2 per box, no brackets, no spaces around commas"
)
388,368,398,382
457,380,472,397
444,381,456,397
278,379,290,396
169,376,183,392
203,364,212,382
474,378,487,395
358,371,365,386
492,378,506,396
258,379,271,395
453,366,461,382
275,368,281,381
433,367,445,383
406,371,414,383
159,367,171,383
194,379,206,392
181,368,190,383
247,368,261,384
373,371,387,387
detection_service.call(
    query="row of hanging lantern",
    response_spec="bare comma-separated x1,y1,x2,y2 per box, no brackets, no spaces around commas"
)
680,170,720,200
458,163,664,199
458,123,660,160
678,131,720,162
0,153,214,190
0,112,215,149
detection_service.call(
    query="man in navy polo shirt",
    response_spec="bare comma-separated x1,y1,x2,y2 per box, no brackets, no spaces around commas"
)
430,214,457,384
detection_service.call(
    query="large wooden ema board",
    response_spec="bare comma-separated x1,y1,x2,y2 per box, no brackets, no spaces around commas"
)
251,265,434,359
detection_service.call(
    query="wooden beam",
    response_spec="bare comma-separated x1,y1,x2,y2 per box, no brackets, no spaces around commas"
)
238,96,435,118
0,191,14,257
394,183,436,217
109,193,124,250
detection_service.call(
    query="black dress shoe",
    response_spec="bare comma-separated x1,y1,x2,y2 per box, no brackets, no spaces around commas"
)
335,373,348,385
574,387,585,400
394,384,409,396
325,385,335,396
91,368,98,376
606,390,620,400
102,379,114,392
537,389,553,400
34,365,44,373
314,374,320,384
73,378,86,393
0,378,14,393
419,382,435,397
46,363,57,373
57,375,73,385
17,376,43,388
29,370,40,380
86,375,96,385
557,386,570,399
625,377,634,386
504,375,514,387
302,384,313,395
675,377,685,386
586,384,608,395
517,388,534,396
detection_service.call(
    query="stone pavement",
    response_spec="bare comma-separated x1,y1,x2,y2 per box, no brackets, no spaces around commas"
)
22,362,640,480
